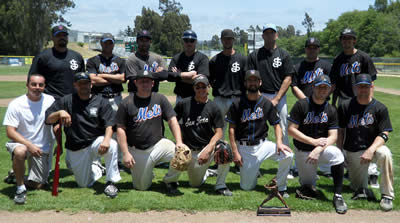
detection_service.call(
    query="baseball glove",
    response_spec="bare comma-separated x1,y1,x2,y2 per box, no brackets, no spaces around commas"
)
214,140,233,165
170,144,192,171
295,184,318,200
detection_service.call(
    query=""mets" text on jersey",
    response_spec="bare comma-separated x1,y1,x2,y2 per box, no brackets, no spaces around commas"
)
347,113,374,128
135,104,162,122
241,107,264,122
303,112,328,124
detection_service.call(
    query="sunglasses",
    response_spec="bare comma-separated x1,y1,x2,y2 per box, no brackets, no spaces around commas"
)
195,86,207,90
183,39,196,43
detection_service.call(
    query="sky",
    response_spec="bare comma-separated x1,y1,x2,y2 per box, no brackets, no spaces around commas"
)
63,0,376,40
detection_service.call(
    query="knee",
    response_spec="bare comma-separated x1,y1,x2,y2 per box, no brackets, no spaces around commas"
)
377,146,392,159
108,139,118,153
13,146,27,160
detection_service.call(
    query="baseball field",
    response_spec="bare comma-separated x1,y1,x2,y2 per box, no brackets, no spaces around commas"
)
0,65,398,221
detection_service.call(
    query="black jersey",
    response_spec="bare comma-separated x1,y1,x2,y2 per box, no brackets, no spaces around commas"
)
247,47,295,93
338,98,392,152
226,96,280,143
330,50,377,100
174,97,224,151
293,59,331,98
29,48,85,99
115,93,176,150
169,51,209,98
86,54,125,94
125,52,165,92
209,51,246,97
288,98,339,151
45,94,115,151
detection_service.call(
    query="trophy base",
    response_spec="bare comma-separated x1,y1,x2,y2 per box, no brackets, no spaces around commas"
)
256,206,291,216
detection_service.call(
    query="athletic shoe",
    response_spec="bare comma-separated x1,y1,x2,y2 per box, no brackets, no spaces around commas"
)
165,182,183,196
14,190,26,205
333,194,347,214
279,190,290,199
380,196,393,211
369,174,380,189
206,169,218,177
4,169,16,184
104,182,118,198
216,188,233,196
351,188,376,201
295,184,317,200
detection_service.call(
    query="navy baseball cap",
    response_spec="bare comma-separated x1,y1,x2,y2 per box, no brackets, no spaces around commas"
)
305,37,320,47
193,75,209,86
182,30,197,40
101,33,115,43
74,72,91,82
340,28,356,39
262,24,277,33
355,74,372,85
245,70,261,80
52,25,68,36
221,29,235,38
314,75,331,87
137,30,152,40
136,70,154,80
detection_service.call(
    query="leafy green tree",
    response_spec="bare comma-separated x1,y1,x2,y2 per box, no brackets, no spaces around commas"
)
210,35,220,50
158,11,190,55
302,12,314,38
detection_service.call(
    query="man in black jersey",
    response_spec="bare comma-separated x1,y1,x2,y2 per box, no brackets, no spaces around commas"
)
337,74,394,211
45,72,121,198
288,75,347,214
174,75,232,196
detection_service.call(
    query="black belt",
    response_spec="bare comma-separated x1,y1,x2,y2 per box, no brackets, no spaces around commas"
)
100,92,121,98
239,139,264,146
262,90,276,94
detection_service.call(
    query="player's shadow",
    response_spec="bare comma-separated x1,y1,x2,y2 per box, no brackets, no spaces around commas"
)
48,168,74,179
0,185,17,199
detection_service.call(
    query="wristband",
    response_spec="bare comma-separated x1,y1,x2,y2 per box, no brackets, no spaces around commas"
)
379,132,388,142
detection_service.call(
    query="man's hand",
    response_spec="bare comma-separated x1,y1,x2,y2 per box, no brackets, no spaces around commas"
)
123,152,135,168
198,144,212,165
98,140,110,155
360,149,374,164
155,66,163,73
28,144,42,157
306,146,323,165
180,71,197,80
233,150,243,167
58,110,71,127
276,143,292,156
312,137,327,147
270,98,279,107
175,142,185,149
171,66,181,73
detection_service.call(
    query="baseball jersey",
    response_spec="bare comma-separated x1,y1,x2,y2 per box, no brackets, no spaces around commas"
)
3,94,55,153
169,51,210,98
247,47,295,93
86,54,125,94
45,94,115,151
338,98,392,152
174,97,224,151
226,96,280,143
209,51,246,97
288,98,339,151
293,59,332,98
125,52,165,92
29,48,85,99
115,93,176,150
330,50,377,100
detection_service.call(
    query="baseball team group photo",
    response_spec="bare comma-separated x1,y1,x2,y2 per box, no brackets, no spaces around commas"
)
1,0,399,220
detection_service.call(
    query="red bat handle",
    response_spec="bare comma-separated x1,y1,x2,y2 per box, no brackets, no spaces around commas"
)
52,128,62,196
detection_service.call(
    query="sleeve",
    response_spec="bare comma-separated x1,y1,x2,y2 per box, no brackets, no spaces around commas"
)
225,102,238,124
246,51,257,71
125,56,138,81
329,58,340,85
378,106,393,132
287,101,303,125
208,56,216,86
86,57,98,74
324,62,332,75
78,54,85,72
168,55,177,71
197,54,210,77
28,54,41,75
158,55,166,69
266,103,281,126
100,99,116,127
174,101,183,121
328,106,339,129
282,51,295,77
337,103,347,128
3,102,19,128
160,95,176,121
45,98,64,122
291,66,300,87
118,58,126,75
115,101,128,127
153,70,181,82
365,55,377,81
212,104,224,129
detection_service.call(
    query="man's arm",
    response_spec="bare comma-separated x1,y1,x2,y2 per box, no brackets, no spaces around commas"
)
98,73,125,84
168,116,183,147
337,128,345,150
271,76,292,106
360,131,388,164
273,123,292,155
228,123,242,166
45,110,72,127
98,126,113,155
291,86,307,100
6,126,42,157
116,125,135,168
288,122,327,147
306,129,337,164
198,127,223,165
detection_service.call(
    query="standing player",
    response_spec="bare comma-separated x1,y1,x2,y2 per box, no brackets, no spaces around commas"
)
288,75,347,214
226,70,293,195
169,30,210,103
3,74,55,204
115,70,185,195
45,72,121,198
174,75,232,196
337,74,394,211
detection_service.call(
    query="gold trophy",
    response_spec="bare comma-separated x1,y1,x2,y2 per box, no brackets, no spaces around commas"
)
257,177,291,216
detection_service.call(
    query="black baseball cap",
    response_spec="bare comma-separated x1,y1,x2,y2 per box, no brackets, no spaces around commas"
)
305,37,320,47
101,33,115,43
221,29,235,38
137,30,152,40
74,72,91,82
340,28,356,39
136,70,154,80
313,74,331,87
355,74,372,85
182,30,197,40
52,25,68,36
245,70,261,80
193,75,209,86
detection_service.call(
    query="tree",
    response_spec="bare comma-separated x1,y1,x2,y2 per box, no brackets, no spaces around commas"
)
159,0,182,14
210,35,220,50
373,0,388,12
0,0,75,55
134,7,163,49
302,12,314,38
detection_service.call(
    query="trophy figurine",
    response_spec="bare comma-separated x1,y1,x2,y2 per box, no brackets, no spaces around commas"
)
257,177,291,216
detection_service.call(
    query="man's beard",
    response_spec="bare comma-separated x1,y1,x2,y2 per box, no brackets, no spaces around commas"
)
247,86,259,93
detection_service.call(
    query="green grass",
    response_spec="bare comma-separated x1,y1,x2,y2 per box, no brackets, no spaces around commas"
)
375,76,400,90
0,65,30,76
0,82,26,99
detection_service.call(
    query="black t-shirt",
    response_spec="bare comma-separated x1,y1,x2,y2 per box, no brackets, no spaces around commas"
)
338,98,392,152
226,96,280,143
174,97,224,151
29,48,85,100
86,54,125,94
288,98,338,151
293,59,331,98
247,47,295,93
115,93,176,150
209,51,246,97
330,50,377,100
45,94,115,151
169,51,210,98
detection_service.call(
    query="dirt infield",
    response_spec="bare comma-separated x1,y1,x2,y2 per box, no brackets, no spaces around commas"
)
0,210,399,223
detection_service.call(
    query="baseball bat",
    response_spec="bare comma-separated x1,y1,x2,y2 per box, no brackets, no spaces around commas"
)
52,125,62,196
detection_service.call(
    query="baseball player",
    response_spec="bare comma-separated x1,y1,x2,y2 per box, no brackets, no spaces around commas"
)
288,75,347,214
45,72,121,198
174,75,232,196
169,30,210,103
3,74,55,204
226,70,293,195
115,70,184,195
337,74,394,211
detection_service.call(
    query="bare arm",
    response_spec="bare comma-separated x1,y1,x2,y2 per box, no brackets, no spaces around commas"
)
271,76,292,106
198,127,223,165
360,131,388,164
99,73,125,84
46,110,72,127
288,122,327,147
274,124,292,154
116,125,135,168
98,126,113,155
6,126,42,157
291,86,307,100
228,123,242,166
168,116,183,146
